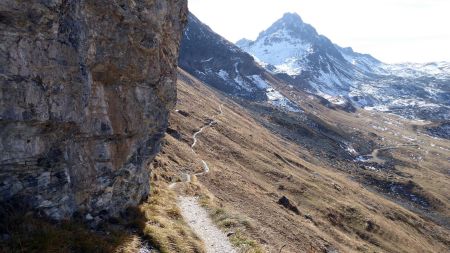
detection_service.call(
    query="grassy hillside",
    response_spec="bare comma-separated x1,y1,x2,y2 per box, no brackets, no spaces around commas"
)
152,69,449,252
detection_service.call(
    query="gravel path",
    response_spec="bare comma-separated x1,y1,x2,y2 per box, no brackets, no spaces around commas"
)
171,104,235,253
178,196,237,253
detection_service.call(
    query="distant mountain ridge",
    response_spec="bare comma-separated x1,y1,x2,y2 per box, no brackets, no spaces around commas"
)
237,13,450,120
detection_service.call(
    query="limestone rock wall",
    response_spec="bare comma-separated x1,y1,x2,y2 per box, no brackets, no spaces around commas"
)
0,0,187,220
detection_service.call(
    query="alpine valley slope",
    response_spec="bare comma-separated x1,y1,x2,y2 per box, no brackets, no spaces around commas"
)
152,68,450,252
237,13,450,122
156,13,450,253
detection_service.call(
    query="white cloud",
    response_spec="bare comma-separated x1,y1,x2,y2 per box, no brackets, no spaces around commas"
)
189,0,450,63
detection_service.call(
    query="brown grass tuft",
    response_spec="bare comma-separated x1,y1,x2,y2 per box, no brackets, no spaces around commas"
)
140,173,206,253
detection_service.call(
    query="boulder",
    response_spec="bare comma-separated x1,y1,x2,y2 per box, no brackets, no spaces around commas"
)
277,196,300,215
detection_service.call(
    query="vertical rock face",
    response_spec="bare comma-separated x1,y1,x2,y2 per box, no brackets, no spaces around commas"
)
0,0,187,220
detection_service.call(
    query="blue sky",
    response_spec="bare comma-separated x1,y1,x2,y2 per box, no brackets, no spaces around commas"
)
189,0,450,63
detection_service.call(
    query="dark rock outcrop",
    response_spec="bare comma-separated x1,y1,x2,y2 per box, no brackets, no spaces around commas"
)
0,0,187,220
426,121,450,140
277,196,300,215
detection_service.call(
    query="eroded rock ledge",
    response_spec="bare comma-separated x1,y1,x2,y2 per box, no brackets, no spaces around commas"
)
0,0,187,220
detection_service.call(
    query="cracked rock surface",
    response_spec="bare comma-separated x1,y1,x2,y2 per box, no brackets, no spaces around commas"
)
0,0,187,220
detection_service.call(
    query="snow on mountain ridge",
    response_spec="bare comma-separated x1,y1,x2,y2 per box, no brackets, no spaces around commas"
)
384,62,450,78
238,27,312,76
237,12,450,121
247,75,301,112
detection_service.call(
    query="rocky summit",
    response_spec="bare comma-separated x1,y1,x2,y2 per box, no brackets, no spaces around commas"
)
0,0,187,220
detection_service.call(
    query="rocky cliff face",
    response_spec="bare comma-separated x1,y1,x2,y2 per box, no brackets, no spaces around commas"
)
0,0,187,220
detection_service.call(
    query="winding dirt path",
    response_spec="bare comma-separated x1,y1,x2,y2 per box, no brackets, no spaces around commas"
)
170,104,235,253
169,105,222,188
359,144,419,164
191,104,222,174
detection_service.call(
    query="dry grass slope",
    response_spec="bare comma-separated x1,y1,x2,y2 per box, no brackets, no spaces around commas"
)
152,69,450,253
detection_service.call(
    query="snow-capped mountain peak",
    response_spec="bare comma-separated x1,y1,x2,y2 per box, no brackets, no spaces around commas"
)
237,12,450,121
255,12,317,41
237,12,354,79
236,13,323,76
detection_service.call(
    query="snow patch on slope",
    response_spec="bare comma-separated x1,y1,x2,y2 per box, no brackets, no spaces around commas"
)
322,94,347,106
233,63,252,92
217,69,229,81
247,75,301,112
266,88,300,112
